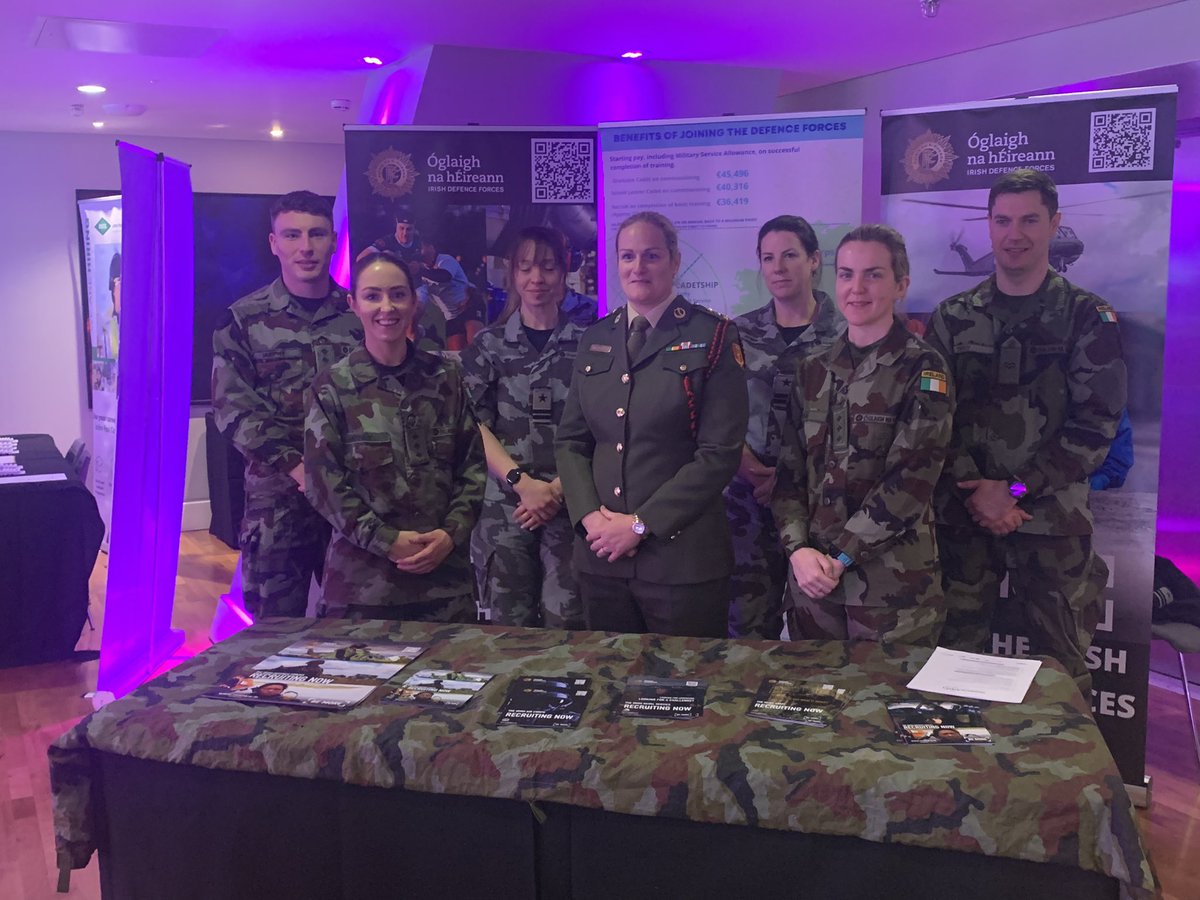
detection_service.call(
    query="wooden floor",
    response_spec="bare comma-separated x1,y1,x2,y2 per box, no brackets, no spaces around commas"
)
2,531,1199,899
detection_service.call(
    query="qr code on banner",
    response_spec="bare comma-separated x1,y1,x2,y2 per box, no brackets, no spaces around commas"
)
1089,108,1156,173
531,138,595,203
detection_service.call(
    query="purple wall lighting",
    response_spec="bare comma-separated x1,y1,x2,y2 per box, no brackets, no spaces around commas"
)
96,143,194,700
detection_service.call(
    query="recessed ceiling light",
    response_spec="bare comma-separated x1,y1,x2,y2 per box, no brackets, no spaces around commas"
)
77,84,107,94
620,51,643,59
269,124,284,139
363,56,383,66
92,121,105,128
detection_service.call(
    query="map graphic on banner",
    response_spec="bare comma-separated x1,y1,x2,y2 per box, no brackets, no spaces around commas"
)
78,196,122,542
881,86,1177,787
599,112,865,317
343,126,598,347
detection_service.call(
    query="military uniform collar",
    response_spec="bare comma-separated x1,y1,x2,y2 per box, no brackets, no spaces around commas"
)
268,277,349,320
828,317,909,379
502,306,583,346
348,341,436,389
627,294,687,330
761,290,839,343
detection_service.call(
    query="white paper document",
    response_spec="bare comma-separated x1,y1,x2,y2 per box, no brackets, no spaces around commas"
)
907,647,1042,704
0,473,69,486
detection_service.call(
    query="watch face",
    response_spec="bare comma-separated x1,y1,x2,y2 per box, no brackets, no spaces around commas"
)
632,518,646,535
506,468,523,486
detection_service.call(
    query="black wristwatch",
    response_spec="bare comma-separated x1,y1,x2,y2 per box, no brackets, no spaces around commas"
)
505,467,525,487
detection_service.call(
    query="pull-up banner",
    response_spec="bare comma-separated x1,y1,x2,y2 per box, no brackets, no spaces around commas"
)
599,111,865,317
881,86,1178,790
343,126,599,348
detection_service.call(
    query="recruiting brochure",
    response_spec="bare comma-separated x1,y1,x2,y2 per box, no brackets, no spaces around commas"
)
617,676,707,720
497,676,592,728
747,679,852,727
205,648,411,710
887,700,993,745
384,669,494,709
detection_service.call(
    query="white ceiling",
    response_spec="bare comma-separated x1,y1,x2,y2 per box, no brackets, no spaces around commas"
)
0,0,1182,144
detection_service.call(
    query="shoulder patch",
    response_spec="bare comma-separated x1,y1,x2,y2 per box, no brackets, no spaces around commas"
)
1096,305,1118,324
918,369,948,394
732,341,745,368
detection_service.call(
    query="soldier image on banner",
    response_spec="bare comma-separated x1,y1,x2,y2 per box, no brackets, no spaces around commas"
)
305,252,485,622
461,226,597,630
925,169,1127,696
772,225,953,646
211,191,362,619
555,211,748,639
725,215,844,640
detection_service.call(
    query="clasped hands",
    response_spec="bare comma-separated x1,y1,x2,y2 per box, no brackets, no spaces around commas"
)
788,548,847,599
958,478,1031,536
511,476,563,531
582,506,643,561
388,529,454,574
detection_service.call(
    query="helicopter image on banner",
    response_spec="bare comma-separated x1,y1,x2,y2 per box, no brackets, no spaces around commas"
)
902,189,1168,277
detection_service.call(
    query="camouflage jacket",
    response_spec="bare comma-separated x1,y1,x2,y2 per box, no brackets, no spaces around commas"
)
48,618,1156,898
304,344,484,605
733,291,843,468
212,278,362,494
460,305,596,499
924,273,1126,535
772,318,953,573
556,297,748,584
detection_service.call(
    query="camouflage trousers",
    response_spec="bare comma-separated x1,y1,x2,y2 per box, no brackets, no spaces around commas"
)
239,486,331,619
340,595,476,624
724,477,787,640
937,527,1106,696
470,496,584,630
784,567,944,647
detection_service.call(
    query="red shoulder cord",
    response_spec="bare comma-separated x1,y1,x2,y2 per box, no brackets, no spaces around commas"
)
683,316,730,440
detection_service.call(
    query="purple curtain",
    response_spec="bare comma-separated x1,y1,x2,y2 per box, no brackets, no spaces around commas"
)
97,144,194,698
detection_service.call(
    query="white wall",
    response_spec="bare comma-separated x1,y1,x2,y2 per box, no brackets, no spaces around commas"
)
0,130,343,526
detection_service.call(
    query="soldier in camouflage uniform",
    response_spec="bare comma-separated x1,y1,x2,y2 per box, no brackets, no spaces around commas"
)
461,227,596,629
772,225,953,646
212,191,362,618
305,252,485,622
726,215,843,639
924,170,1126,693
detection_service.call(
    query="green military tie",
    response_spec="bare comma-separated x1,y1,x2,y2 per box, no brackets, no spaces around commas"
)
627,314,650,361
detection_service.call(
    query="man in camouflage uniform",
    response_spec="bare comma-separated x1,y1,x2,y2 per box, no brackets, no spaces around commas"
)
727,279,842,639
212,191,362,618
924,169,1126,694
771,226,953,645
305,314,485,622
461,228,595,630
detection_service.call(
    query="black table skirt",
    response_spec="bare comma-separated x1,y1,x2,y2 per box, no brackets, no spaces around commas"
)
91,752,1117,900
0,434,103,667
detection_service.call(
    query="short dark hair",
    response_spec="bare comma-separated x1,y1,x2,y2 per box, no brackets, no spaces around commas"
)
351,251,414,296
988,168,1059,217
756,215,820,259
270,190,333,228
836,224,910,282
615,211,680,262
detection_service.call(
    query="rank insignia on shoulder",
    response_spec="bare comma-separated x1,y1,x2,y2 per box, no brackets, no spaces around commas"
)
673,306,687,320
1097,305,1118,323
667,341,707,352
732,341,746,368
918,369,948,393
589,343,613,353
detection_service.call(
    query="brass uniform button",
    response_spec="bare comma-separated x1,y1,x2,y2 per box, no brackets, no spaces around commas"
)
616,407,626,418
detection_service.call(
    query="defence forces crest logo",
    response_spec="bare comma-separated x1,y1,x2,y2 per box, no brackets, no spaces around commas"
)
903,130,958,187
366,147,419,199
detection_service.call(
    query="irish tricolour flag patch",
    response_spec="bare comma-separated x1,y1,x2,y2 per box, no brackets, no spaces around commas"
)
919,370,948,394
1097,306,1118,323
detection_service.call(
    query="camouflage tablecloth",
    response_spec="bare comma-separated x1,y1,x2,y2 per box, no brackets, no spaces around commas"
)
49,619,1156,896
